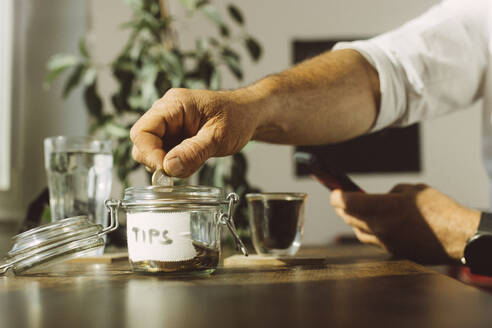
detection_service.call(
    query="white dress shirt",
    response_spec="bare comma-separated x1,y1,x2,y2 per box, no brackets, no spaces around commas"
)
335,0,492,205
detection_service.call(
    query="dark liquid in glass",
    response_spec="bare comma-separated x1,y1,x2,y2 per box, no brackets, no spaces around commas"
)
249,199,303,250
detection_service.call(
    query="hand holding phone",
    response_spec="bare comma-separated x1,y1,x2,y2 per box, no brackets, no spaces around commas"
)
294,151,364,193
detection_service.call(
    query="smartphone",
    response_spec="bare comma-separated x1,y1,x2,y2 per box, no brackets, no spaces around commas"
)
294,151,364,193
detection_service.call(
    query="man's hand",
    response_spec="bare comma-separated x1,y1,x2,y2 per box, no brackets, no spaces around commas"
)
130,88,261,177
330,184,481,264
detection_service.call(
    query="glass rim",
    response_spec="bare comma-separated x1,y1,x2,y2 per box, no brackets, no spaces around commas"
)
245,192,307,201
44,135,112,152
122,185,226,207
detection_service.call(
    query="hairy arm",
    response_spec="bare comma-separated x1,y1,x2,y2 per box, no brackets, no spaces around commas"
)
245,49,380,145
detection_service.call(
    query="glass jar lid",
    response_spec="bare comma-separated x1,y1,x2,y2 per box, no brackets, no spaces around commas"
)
0,202,120,276
122,185,227,207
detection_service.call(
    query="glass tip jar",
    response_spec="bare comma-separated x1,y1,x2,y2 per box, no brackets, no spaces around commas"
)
106,185,247,275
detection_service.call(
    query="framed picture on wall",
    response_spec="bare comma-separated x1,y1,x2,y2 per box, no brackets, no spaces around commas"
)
292,39,421,176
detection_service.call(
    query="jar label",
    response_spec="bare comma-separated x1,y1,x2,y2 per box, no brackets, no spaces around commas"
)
126,212,197,262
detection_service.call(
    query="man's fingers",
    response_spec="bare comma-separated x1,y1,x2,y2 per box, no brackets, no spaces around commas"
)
130,133,166,170
330,189,346,207
330,189,404,218
130,106,168,170
163,126,219,177
131,145,143,164
335,206,385,248
334,207,372,233
130,113,166,143
352,227,383,247
131,144,166,171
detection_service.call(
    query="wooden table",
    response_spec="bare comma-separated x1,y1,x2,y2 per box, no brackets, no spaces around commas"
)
1,245,491,328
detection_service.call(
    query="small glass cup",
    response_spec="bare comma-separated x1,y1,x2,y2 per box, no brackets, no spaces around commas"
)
246,193,307,256
44,136,113,229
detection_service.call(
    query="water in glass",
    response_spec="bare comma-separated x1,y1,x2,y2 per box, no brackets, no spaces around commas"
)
46,150,113,227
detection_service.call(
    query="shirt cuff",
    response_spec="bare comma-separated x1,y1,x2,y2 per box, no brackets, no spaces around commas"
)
333,41,404,133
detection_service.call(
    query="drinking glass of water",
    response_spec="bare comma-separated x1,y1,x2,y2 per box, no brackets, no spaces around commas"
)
44,136,113,230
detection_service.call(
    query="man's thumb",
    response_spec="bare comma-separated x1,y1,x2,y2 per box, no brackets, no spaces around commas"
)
163,129,217,177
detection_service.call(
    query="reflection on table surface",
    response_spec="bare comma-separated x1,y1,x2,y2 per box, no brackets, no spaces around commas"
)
1,245,492,328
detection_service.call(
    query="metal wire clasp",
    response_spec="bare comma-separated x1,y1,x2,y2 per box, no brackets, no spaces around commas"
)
104,199,121,235
220,193,248,256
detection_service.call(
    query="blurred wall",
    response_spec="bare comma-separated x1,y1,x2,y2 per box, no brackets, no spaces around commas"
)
0,0,88,231
89,0,489,245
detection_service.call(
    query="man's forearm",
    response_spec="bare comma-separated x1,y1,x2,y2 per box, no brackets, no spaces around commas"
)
239,49,381,145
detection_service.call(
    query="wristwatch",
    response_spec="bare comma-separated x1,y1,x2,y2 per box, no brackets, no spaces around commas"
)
462,212,492,276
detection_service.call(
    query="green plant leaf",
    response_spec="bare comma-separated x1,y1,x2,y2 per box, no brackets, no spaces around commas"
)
162,50,183,73
195,38,209,57
188,54,214,84
114,138,136,189
221,48,243,80
155,71,172,95
79,38,89,58
62,64,85,98
184,78,207,90
208,37,220,47
178,0,197,10
227,152,247,188
111,59,136,113
128,95,146,111
139,62,160,108
222,47,240,61
227,4,244,25
90,114,111,133
112,94,128,113
41,205,51,225
161,50,184,86
209,69,221,90
46,54,81,85
196,0,209,8
200,3,222,26
124,0,144,11
104,120,129,138
245,37,262,61
83,81,103,119
113,58,137,72
141,11,164,34
83,67,97,86
219,24,230,37
213,157,227,188
120,18,139,30
198,162,217,186
128,39,144,60
223,54,243,80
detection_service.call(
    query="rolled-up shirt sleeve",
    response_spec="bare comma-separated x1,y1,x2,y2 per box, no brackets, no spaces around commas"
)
334,0,489,132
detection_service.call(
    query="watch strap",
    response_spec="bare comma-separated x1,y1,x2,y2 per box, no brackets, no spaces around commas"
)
478,212,492,234
463,212,492,276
